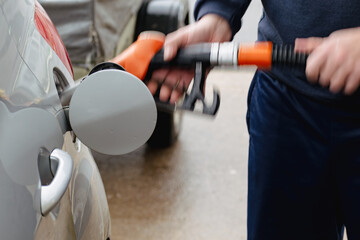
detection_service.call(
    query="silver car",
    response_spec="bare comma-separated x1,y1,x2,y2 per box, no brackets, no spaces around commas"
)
0,0,156,239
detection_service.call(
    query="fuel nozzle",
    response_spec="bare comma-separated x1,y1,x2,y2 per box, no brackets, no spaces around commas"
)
110,31,308,80
108,31,308,116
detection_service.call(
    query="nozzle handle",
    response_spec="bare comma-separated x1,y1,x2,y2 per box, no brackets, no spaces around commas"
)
144,43,213,80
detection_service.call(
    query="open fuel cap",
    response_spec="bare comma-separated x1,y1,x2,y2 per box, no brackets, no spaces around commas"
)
69,69,157,155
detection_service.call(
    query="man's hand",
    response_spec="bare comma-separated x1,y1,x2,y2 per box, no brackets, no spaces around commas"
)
147,14,232,103
295,27,360,95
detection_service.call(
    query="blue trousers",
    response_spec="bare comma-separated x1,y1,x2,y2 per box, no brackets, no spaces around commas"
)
246,71,360,240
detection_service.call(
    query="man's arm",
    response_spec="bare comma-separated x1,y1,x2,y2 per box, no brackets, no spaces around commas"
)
148,0,252,103
148,14,233,103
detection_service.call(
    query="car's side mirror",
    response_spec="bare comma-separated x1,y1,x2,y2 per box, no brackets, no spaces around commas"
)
68,69,157,155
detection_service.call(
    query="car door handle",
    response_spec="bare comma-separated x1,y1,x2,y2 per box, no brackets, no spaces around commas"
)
41,149,73,215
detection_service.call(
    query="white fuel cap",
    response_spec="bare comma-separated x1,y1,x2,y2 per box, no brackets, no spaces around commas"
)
69,69,157,155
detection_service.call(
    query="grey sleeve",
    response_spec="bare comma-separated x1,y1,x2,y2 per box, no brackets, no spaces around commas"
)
194,0,252,38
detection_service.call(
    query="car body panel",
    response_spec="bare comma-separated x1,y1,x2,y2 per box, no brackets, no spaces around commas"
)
0,0,71,111
0,0,111,239
63,132,111,240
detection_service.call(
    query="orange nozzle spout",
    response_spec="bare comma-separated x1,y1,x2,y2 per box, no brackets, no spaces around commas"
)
110,31,165,80
238,42,273,69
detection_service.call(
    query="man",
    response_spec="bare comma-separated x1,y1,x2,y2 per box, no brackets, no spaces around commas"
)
148,1,360,239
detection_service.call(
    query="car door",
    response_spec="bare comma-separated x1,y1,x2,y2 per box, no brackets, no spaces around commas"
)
0,1,78,238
